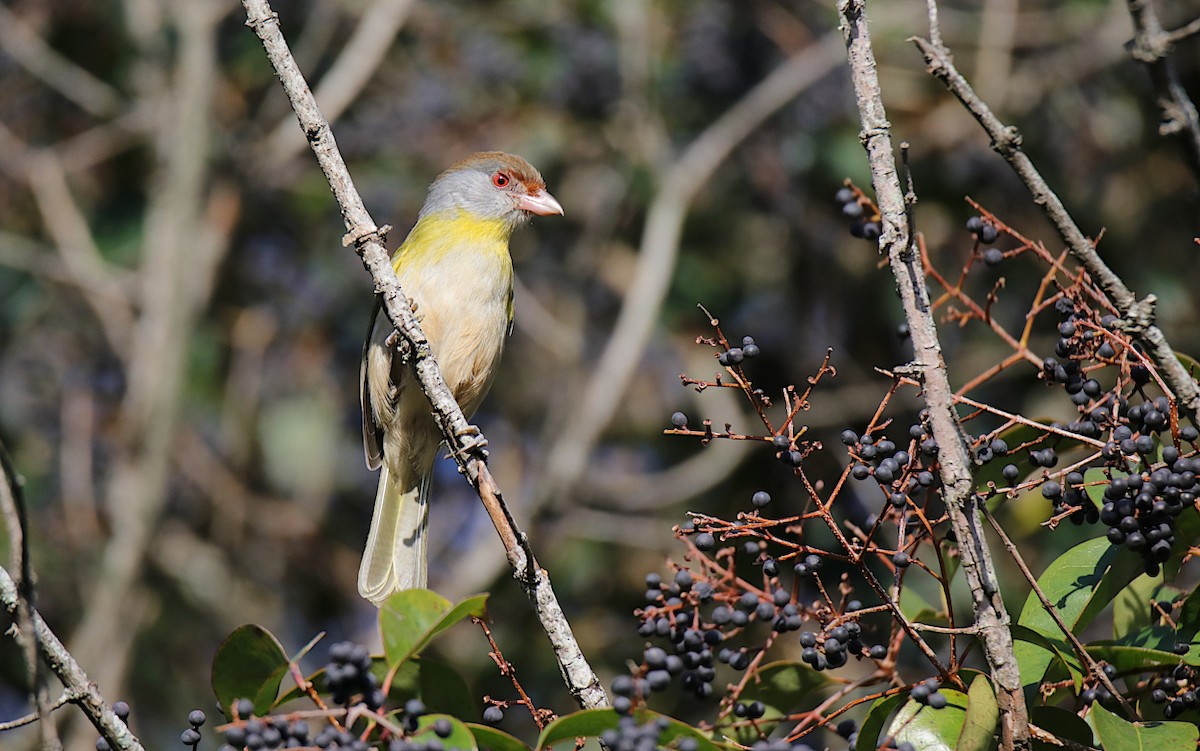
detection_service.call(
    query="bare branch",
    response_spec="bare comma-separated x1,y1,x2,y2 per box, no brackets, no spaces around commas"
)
0,449,139,751
0,5,123,117
1125,0,1200,181
912,32,1200,422
837,1,1031,748
239,0,608,710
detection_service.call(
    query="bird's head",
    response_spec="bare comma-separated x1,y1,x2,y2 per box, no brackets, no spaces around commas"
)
418,151,563,232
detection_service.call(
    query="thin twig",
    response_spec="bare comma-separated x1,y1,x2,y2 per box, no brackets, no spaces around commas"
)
239,0,608,711
979,505,1136,716
912,30,1200,422
1125,0,1200,182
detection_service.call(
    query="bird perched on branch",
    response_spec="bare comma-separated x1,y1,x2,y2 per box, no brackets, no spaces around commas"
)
358,152,563,606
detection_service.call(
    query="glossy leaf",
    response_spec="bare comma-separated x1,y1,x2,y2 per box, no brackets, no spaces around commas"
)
1011,625,1082,690
887,690,968,751
1029,707,1092,750
1085,642,1200,673
956,675,998,751
1014,537,1140,689
380,590,488,668
537,709,721,751
1165,507,1200,580
1090,703,1197,749
211,624,290,716
414,715,477,751
467,723,534,751
856,692,908,751
1113,574,1173,640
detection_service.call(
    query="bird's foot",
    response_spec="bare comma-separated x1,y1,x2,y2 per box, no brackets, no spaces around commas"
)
455,424,489,460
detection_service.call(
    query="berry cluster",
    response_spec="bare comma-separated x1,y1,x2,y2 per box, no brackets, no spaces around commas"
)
844,422,940,501
965,215,999,244
180,710,205,749
223,699,313,750
634,570,722,700
1078,664,1120,708
798,622,870,671
718,336,761,366
598,716,699,751
834,187,881,241
325,640,385,710
909,678,947,709
1150,664,1200,718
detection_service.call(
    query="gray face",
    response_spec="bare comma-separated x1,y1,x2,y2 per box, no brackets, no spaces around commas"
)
418,159,536,228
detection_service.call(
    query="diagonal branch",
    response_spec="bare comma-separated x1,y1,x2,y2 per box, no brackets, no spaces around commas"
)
0,448,141,751
912,30,1200,422
238,0,608,711
837,1,1031,748
1125,0,1200,182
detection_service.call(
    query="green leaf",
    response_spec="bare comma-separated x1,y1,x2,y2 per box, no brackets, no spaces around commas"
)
956,676,998,751
415,715,477,751
380,590,488,668
1029,707,1092,750
414,657,477,718
1014,537,1141,690
856,693,908,751
717,661,830,742
1114,574,1171,640
1177,582,1200,642
1011,625,1083,691
887,690,968,751
537,709,722,751
1090,702,1198,749
467,723,534,751
1086,642,1199,673
211,625,290,716
1165,507,1200,581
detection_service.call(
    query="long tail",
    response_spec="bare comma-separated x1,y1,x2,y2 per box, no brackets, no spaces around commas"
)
358,462,430,606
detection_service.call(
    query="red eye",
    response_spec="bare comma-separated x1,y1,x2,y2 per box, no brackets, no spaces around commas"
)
492,172,511,188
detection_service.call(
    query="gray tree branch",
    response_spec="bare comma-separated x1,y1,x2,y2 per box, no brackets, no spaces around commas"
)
239,0,608,711
912,30,1200,422
837,1,1031,748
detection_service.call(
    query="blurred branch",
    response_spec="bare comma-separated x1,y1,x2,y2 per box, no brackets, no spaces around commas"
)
69,0,227,711
263,0,415,165
239,0,609,711
0,442,60,750
838,1,1031,748
973,0,1018,107
1125,0,1200,182
0,562,142,751
537,31,846,506
0,443,137,748
0,5,122,118
913,28,1200,422
25,150,135,357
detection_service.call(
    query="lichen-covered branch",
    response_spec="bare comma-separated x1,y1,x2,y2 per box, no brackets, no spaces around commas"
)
837,1,1031,748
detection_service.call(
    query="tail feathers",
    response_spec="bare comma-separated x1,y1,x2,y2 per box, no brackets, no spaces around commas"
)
358,464,430,606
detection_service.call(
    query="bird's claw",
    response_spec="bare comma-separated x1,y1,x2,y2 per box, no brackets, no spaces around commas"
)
456,425,489,459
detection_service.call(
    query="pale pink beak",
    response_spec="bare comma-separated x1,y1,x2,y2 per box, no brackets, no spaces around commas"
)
517,189,564,217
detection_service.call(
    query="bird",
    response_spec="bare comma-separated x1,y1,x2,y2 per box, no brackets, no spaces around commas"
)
358,152,563,606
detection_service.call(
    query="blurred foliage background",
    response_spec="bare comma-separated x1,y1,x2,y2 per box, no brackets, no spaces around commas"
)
1,0,1199,748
